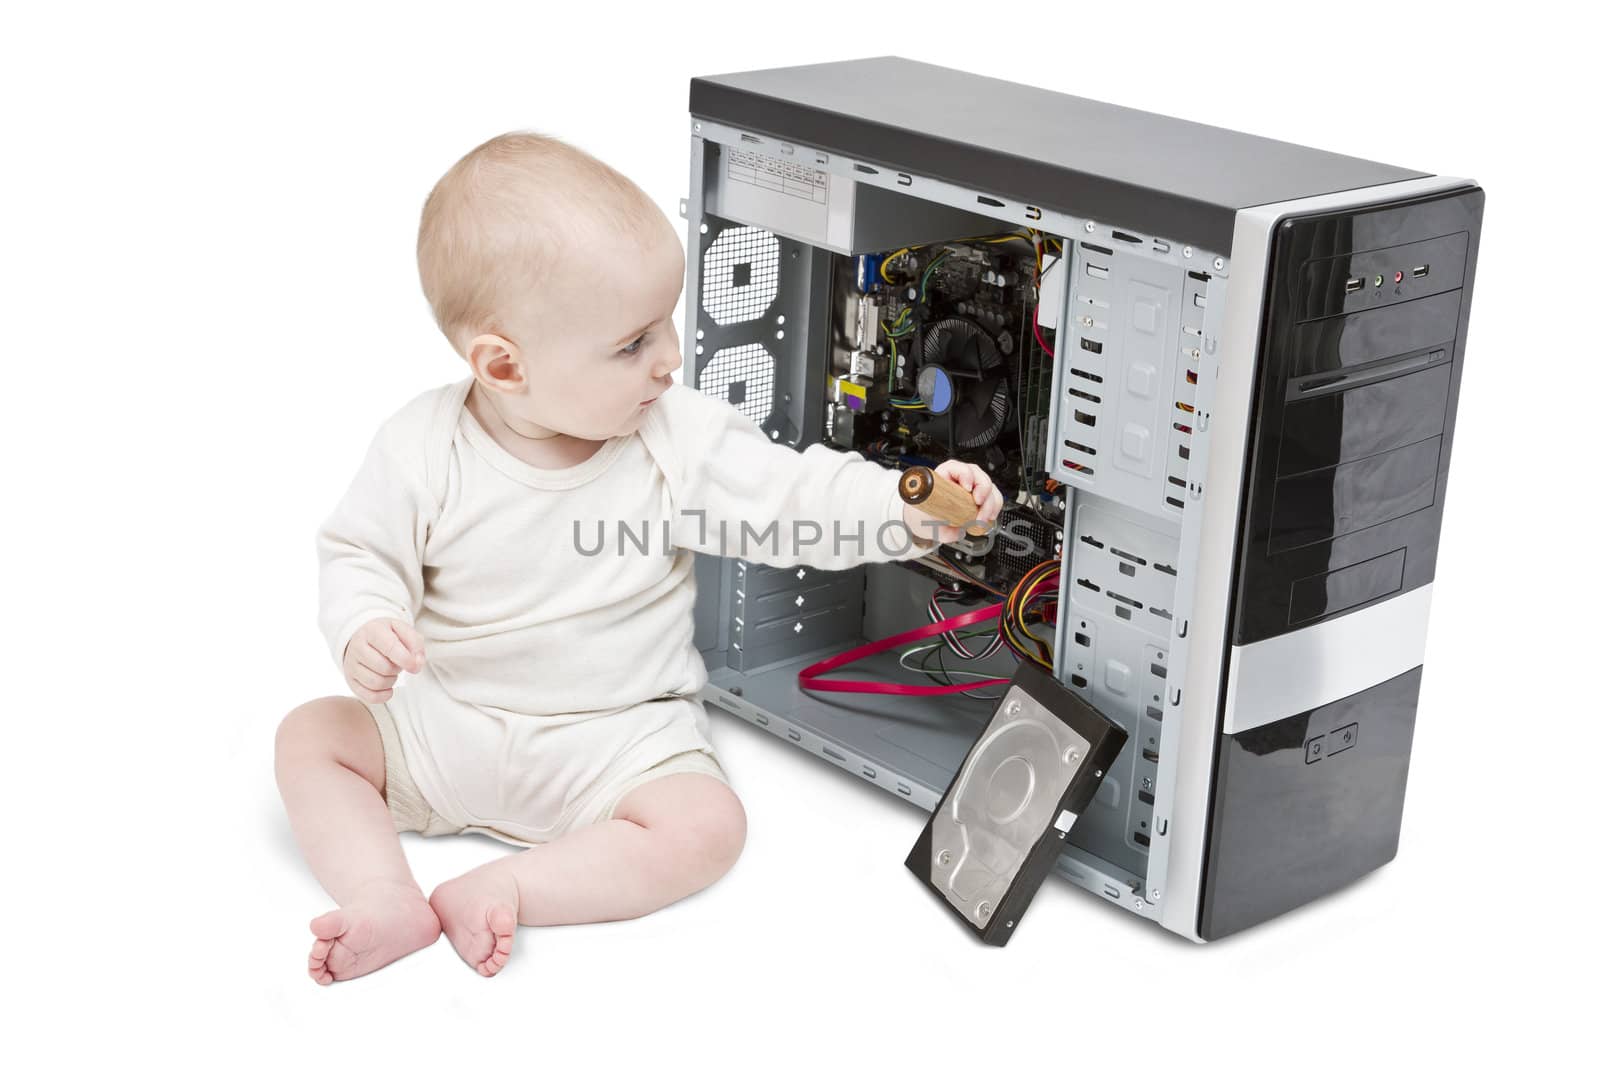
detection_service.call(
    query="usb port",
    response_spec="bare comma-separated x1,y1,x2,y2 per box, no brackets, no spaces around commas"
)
1412,264,1430,279
1345,276,1365,294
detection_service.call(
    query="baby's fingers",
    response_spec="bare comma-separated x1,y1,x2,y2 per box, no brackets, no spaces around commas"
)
379,620,426,673
349,680,395,705
352,641,405,678
350,661,398,694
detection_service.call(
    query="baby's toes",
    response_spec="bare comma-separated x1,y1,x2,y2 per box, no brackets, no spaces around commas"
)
477,907,516,977
308,938,336,985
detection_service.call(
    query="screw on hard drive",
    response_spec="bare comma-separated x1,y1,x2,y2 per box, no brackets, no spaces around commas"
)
937,850,952,866
976,901,992,919
1064,748,1082,764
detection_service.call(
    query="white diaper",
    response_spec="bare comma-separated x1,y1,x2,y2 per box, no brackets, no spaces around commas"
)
364,668,728,846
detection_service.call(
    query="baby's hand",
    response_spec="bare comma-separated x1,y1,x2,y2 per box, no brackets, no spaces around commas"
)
903,460,1004,545
342,618,426,704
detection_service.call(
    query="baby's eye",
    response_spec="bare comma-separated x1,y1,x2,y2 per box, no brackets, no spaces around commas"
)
620,333,648,356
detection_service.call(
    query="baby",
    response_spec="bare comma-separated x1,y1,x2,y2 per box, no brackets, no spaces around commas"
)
275,132,1003,984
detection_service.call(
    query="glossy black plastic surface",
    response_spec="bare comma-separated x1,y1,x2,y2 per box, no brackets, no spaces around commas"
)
1230,187,1484,644
1199,667,1422,941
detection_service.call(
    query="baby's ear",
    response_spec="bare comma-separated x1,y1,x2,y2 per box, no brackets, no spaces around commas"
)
466,333,524,390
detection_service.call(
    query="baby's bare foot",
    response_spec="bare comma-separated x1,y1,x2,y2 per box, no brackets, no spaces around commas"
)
429,867,520,977
307,881,440,986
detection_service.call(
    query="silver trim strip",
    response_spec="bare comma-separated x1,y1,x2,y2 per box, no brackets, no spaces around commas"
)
1157,174,1476,943
1223,583,1433,735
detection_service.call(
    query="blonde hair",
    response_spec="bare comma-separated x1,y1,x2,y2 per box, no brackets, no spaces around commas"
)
417,131,665,350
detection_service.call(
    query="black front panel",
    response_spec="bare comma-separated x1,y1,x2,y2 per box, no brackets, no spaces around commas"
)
1199,668,1422,941
1231,188,1484,644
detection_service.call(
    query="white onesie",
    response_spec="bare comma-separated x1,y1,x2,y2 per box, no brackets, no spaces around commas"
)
316,377,940,844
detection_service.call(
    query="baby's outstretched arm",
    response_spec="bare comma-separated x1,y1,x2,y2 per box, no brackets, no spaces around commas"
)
664,387,951,571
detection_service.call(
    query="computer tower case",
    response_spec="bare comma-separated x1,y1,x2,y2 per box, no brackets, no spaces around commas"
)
676,56,1483,941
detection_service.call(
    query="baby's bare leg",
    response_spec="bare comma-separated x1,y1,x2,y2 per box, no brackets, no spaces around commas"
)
274,696,440,984
428,772,746,976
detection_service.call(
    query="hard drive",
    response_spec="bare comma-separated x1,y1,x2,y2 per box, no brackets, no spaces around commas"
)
905,657,1127,945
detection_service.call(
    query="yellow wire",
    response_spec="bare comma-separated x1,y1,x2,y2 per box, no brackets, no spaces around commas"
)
1016,568,1057,647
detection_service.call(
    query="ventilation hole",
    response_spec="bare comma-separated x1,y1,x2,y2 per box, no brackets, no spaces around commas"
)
1178,444,1191,460
1107,590,1143,609
1085,261,1110,279
1166,496,1186,509
1173,421,1192,434
1154,562,1177,576
1119,562,1135,577
1063,460,1095,475
1081,242,1113,256
1112,230,1143,244
1109,547,1146,566
1080,337,1103,354
1074,410,1097,427
853,163,879,175
1168,475,1185,488
1151,663,1167,679
1149,606,1173,621
822,746,845,762
1146,706,1164,723
702,226,780,325
1134,831,1151,847
1064,438,1097,456
1137,790,1156,805
1115,605,1131,620
701,344,776,427
1071,674,1088,688
1079,535,1104,549
1069,387,1102,404
1186,370,1198,385
1074,632,1091,647
1176,401,1195,414
1077,578,1101,593
1187,270,1211,282
976,195,1004,207
1071,367,1104,384
740,133,762,144
1142,748,1160,763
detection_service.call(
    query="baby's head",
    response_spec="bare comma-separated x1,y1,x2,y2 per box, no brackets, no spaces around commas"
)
417,132,684,440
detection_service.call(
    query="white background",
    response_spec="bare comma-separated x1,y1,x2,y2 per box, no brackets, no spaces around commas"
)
4,1,1587,1061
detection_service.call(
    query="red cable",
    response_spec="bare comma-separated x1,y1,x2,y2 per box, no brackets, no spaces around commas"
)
1032,305,1054,356
797,602,1011,695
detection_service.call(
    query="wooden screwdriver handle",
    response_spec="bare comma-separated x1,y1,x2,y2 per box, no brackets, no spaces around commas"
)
897,465,988,538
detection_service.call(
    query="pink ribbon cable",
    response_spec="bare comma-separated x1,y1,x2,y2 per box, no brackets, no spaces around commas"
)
797,602,1010,696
